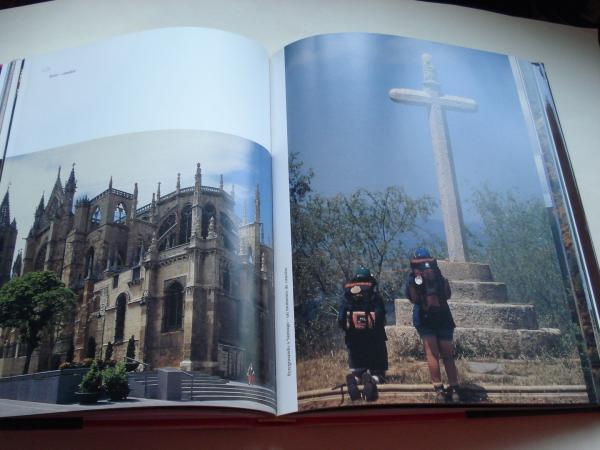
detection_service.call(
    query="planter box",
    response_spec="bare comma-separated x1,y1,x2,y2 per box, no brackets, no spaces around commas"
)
0,368,88,404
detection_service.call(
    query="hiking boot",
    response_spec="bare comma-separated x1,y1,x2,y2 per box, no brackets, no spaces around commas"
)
433,384,446,403
346,374,361,401
446,385,460,403
362,372,378,402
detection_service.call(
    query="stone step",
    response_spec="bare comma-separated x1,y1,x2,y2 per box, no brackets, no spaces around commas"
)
182,381,271,392
449,280,507,302
298,383,588,410
182,388,275,402
181,381,229,386
386,325,562,359
394,299,539,329
187,392,276,407
438,260,494,282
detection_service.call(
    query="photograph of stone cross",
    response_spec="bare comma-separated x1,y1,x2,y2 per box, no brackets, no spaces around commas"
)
389,53,476,262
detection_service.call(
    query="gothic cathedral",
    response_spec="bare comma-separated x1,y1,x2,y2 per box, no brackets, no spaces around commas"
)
0,164,274,382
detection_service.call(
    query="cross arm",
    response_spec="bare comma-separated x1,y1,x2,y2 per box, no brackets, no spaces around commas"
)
389,88,432,106
438,95,477,112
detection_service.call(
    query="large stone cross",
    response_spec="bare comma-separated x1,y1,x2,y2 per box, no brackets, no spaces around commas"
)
389,53,477,262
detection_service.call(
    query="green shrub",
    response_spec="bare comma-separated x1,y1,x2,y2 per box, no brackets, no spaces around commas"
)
79,360,102,393
102,361,129,400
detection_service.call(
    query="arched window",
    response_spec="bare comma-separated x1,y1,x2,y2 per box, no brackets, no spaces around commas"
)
179,205,192,244
84,247,94,279
34,243,47,271
158,214,177,251
113,202,127,223
114,294,127,342
91,207,101,226
163,282,184,332
201,204,216,238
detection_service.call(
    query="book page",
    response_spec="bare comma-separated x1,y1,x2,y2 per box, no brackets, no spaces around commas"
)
272,32,600,413
0,28,276,415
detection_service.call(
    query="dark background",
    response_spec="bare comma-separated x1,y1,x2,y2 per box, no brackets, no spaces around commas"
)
5,0,600,33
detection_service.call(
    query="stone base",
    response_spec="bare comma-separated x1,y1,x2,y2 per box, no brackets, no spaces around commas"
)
449,280,508,302
438,260,493,281
395,299,539,329
386,325,562,359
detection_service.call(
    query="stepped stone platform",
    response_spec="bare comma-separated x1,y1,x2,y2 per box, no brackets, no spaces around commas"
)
128,370,276,409
386,260,562,359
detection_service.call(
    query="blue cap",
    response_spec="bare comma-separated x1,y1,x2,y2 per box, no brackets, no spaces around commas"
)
354,267,371,279
413,247,431,258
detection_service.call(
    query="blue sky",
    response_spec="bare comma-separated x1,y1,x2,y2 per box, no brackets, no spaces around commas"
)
0,130,273,258
284,33,545,227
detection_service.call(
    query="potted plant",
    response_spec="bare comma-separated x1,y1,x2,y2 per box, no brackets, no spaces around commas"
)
76,359,103,404
102,361,130,401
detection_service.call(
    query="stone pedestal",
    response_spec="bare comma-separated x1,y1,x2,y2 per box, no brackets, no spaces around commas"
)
157,368,182,401
386,260,562,359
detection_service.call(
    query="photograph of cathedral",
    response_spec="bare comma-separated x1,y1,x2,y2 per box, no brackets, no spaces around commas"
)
0,131,275,388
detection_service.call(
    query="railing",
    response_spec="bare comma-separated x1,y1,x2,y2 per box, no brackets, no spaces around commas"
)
134,184,233,218
89,188,134,203
136,203,152,215
180,369,194,401
124,357,151,398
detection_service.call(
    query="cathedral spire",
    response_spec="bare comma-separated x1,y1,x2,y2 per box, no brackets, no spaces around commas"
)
0,190,10,226
254,184,260,224
230,184,235,200
191,163,202,238
130,182,138,220
157,182,161,200
53,166,63,192
35,193,45,217
108,176,113,190
65,163,76,192
150,192,157,223
176,173,181,192
219,174,224,190
195,163,202,186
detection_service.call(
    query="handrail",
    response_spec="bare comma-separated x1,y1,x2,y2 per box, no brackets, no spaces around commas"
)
123,356,150,369
124,357,151,398
180,369,194,401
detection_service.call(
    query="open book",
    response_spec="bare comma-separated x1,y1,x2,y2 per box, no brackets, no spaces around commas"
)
0,27,598,419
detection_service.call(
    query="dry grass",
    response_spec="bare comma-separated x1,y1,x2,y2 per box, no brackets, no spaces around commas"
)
296,351,586,393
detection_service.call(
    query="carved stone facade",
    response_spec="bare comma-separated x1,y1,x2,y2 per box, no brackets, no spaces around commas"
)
0,164,274,381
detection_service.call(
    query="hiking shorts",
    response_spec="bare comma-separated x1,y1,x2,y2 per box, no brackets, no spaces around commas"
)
416,325,454,341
